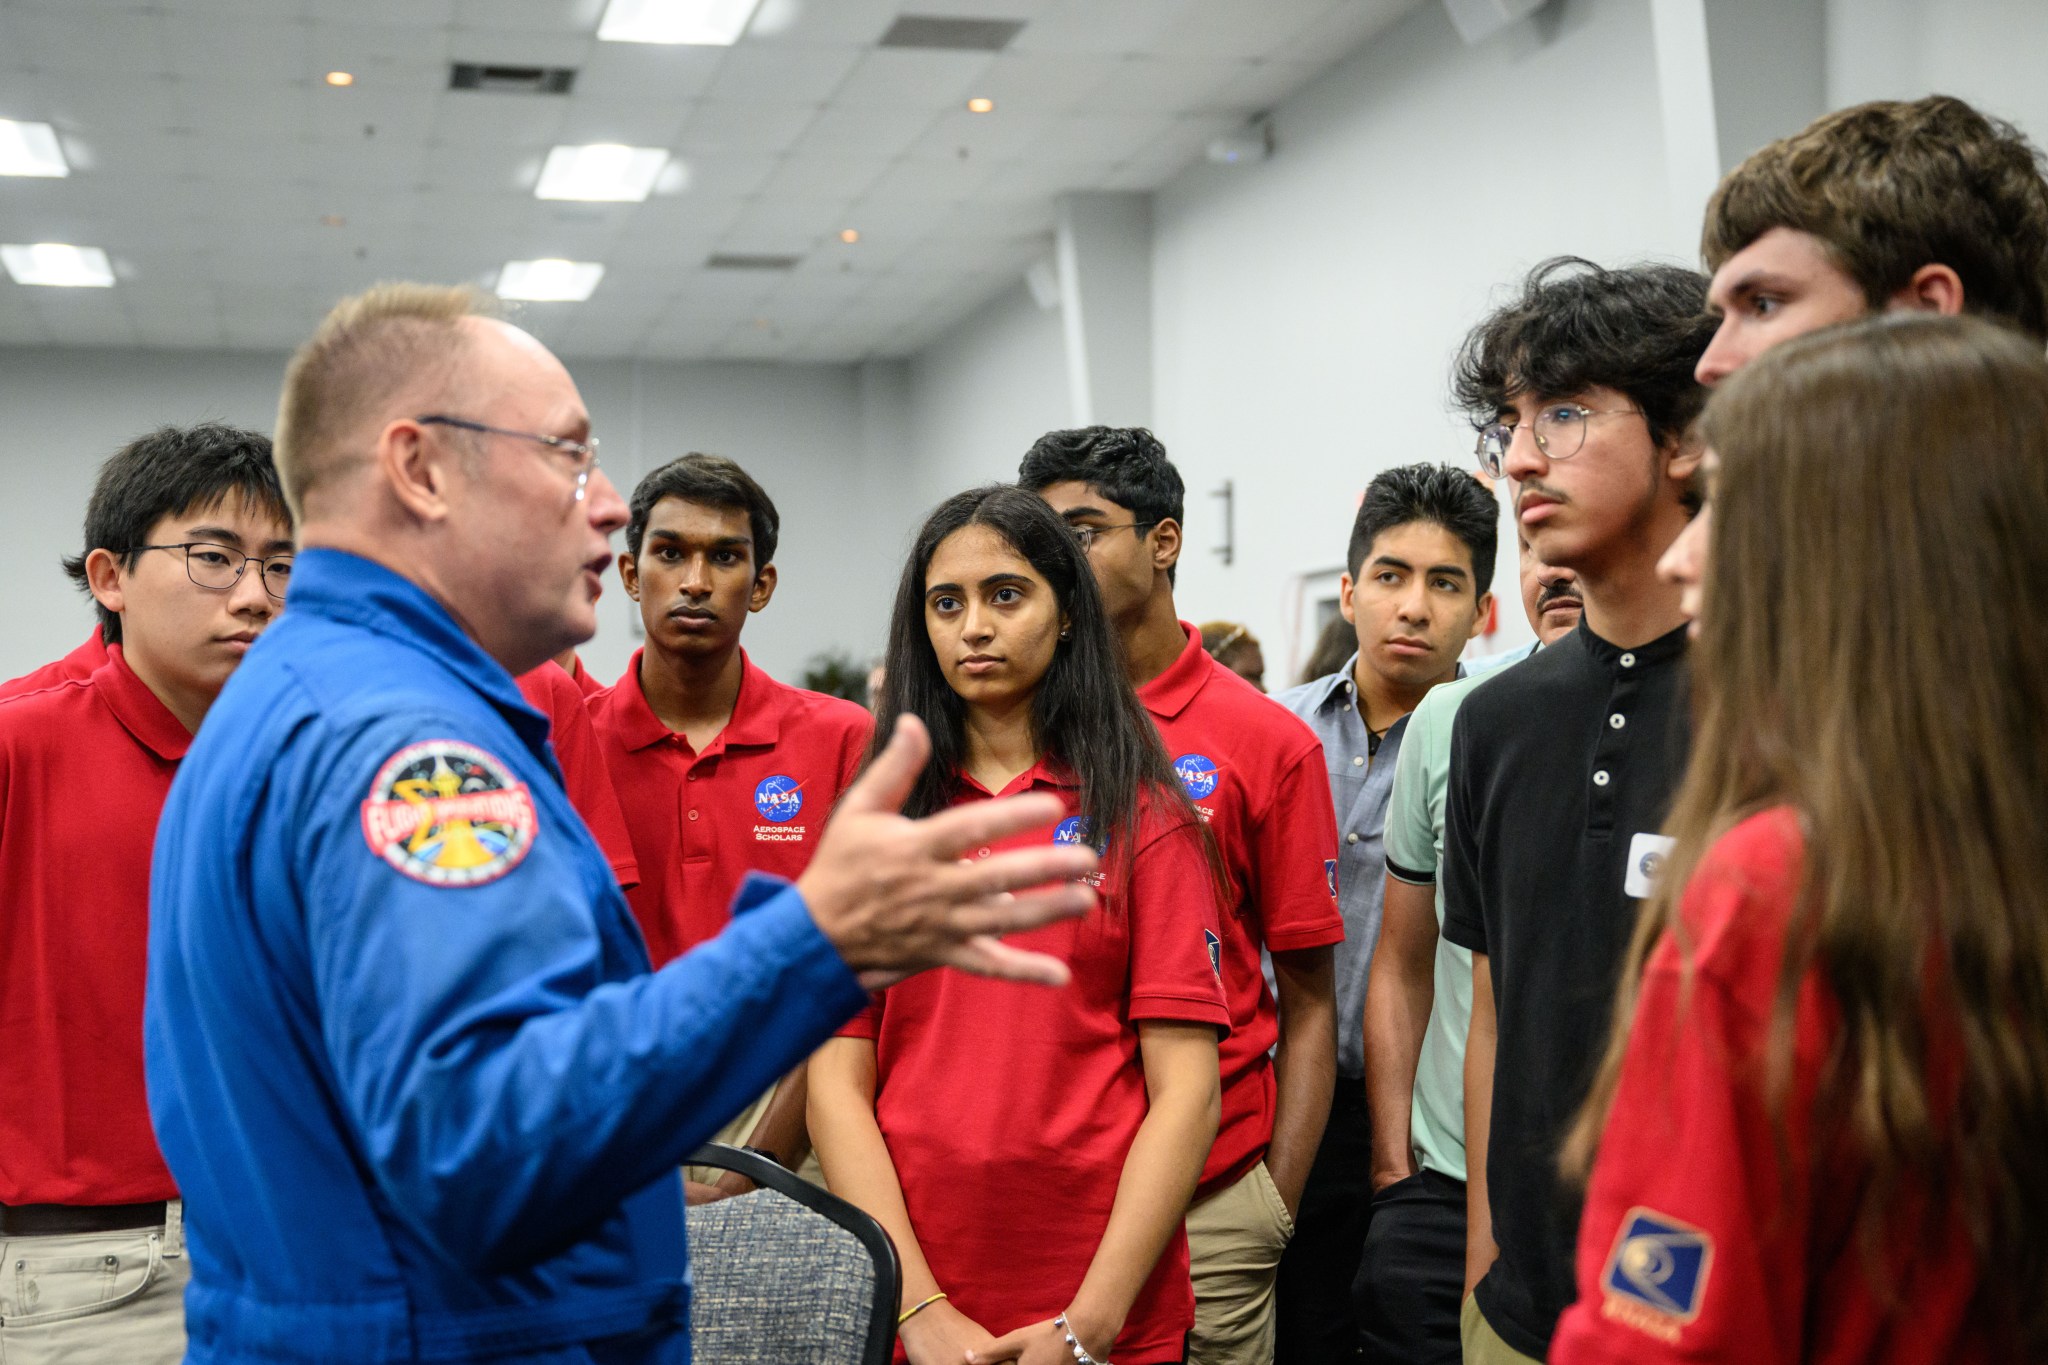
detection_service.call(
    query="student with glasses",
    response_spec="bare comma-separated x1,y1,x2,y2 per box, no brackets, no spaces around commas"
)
0,423,292,1363
1440,258,1714,1365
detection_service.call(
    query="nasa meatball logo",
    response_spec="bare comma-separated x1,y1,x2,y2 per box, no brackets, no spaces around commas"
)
359,740,537,887
1053,815,1094,846
1173,753,1219,801
753,775,805,824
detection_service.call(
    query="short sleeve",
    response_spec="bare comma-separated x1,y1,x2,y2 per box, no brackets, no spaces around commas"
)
1125,818,1232,1031
1384,699,1440,886
1440,708,1489,953
1248,745,1346,953
517,664,640,889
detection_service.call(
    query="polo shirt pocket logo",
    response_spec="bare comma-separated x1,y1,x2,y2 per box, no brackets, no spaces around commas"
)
1172,753,1219,800
753,775,805,823
359,740,537,887
1624,833,1676,899
1600,1207,1714,1338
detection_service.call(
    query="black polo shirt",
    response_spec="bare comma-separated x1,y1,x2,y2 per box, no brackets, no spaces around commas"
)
1441,617,1691,1359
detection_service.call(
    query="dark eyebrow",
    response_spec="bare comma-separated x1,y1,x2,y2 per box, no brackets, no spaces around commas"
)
1057,504,1115,522
648,528,752,547
979,572,1032,589
261,538,295,555
1371,555,1413,572
1425,563,1470,580
186,525,248,548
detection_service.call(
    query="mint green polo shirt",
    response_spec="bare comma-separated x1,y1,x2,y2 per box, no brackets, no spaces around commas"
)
1382,642,1536,1181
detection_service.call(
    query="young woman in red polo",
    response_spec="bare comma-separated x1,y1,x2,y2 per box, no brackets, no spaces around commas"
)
810,485,1228,1365
1551,313,2048,1365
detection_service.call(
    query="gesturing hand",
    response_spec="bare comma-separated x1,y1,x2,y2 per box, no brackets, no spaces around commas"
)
967,1317,1086,1364
797,715,1097,990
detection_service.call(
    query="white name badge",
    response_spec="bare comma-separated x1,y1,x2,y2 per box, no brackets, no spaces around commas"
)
1624,832,1677,900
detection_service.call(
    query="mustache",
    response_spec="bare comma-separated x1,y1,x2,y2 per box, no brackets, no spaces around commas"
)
1537,580,1584,609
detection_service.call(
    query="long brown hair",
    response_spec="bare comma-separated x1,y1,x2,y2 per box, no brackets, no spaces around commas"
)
1565,313,2048,1349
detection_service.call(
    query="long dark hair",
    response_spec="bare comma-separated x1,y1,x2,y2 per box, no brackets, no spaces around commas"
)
1565,313,2048,1351
869,484,1193,866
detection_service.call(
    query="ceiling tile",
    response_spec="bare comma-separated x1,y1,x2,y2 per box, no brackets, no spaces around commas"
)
9,7,172,76
1008,0,1191,56
966,51,1126,117
789,105,940,160
162,16,311,78
676,100,818,157
864,154,1002,202
553,96,696,146
756,152,893,202
307,20,456,77
431,90,569,146
707,43,862,105
452,0,604,34
1275,0,1426,65
1080,55,1260,116
744,0,898,46
572,42,727,104
1150,0,1335,59
448,26,596,70
830,50,996,111
301,0,452,26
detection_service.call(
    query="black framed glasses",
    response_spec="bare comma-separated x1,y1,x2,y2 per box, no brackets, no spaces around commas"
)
124,543,293,600
415,415,601,501
1475,404,1641,478
1069,520,1155,551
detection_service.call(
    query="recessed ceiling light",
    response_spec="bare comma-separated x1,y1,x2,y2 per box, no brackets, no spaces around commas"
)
497,259,605,302
598,0,766,45
535,143,669,202
325,71,355,87
2,243,115,287
839,228,860,244
0,120,69,178
966,97,995,114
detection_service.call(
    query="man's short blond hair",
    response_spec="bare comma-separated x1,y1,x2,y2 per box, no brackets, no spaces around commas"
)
275,282,500,518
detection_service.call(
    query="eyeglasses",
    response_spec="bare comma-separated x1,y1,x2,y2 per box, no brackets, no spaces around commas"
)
415,414,601,501
1475,404,1642,478
124,542,293,600
1068,521,1154,551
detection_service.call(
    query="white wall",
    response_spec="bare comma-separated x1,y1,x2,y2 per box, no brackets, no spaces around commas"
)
904,279,1070,510
0,347,898,688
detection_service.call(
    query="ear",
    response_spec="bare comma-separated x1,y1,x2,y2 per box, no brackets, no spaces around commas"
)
1337,572,1358,625
748,562,778,613
617,549,640,599
1889,263,1965,317
378,418,456,524
84,546,129,618
1472,588,1496,632
1149,516,1182,574
1058,610,1072,641
1663,432,1706,488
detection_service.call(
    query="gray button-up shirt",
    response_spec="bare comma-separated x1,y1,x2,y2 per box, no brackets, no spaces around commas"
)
1275,653,1455,1079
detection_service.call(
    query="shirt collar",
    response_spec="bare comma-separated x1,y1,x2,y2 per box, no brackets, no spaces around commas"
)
603,648,786,755
1574,616,1691,670
285,548,549,751
1137,620,1212,721
1307,651,1469,714
92,643,191,761
955,754,1076,799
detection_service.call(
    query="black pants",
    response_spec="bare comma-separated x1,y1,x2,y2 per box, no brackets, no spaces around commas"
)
1353,1168,1466,1365
1274,1082,1371,1364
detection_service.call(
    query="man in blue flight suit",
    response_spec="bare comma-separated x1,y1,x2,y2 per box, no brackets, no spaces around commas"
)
144,283,1097,1365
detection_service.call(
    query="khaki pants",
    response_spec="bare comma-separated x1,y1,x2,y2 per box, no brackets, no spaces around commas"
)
0,1201,189,1365
1186,1162,1295,1365
684,1085,824,1187
1460,1293,1541,1365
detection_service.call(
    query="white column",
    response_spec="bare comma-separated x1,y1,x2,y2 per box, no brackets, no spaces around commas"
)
1053,192,1153,429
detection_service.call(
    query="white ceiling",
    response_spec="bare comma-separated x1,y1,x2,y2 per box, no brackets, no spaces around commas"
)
0,0,1422,363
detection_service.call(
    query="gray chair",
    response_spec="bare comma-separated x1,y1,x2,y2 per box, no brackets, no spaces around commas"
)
685,1143,900,1365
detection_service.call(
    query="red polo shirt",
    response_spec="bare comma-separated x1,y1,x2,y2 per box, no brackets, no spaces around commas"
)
516,661,640,890
0,644,181,1204
1553,809,1988,1365
841,762,1230,1365
1140,622,1345,1196
589,650,871,966
561,652,607,698
1,626,109,700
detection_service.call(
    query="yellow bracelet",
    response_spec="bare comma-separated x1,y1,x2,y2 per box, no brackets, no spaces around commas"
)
898,1291,947,1325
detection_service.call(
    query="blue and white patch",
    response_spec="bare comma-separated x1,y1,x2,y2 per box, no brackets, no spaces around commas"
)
1601,1208,1713,1327
753,775,805,824
1625,833,1676,899
1053,815,1094,846
1204,928,1222,978
1324,858,1339,898
1173,753,1220,800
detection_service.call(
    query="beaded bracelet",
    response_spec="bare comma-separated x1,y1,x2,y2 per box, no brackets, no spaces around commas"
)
897,1291,947,1326
1053,1312,1110,1365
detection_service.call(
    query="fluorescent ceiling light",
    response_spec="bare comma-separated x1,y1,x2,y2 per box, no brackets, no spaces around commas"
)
0,120,69,177
497,259,605,302
598,0,766,45
2,243,114,287
535,143,669,202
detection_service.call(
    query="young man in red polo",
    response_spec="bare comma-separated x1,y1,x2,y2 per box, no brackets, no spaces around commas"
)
0,423,292,1360
588,452,870,1199
1022,427,1345,1365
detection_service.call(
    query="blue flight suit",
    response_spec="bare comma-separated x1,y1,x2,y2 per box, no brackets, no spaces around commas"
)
145,549,868,1363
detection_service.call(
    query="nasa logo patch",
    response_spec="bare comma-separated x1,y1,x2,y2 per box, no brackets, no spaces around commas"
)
754,775,805,824
1325,858,1339,898
359,740,537,887
1053,815,1094,846
1204,928,1222,978
1601,1207,1714,1332
1173,753,1220,800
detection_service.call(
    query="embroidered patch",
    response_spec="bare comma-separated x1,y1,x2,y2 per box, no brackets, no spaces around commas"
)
753,775,805,824
1600,1207,1713,1340
1053,815,1094,847
1204,928,1222,978
359,740,537,887
1173,753,1220,800
1324,858,1339,898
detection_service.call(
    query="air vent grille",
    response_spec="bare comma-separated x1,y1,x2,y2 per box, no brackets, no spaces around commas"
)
877,15,1025,51
449,63,577,95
